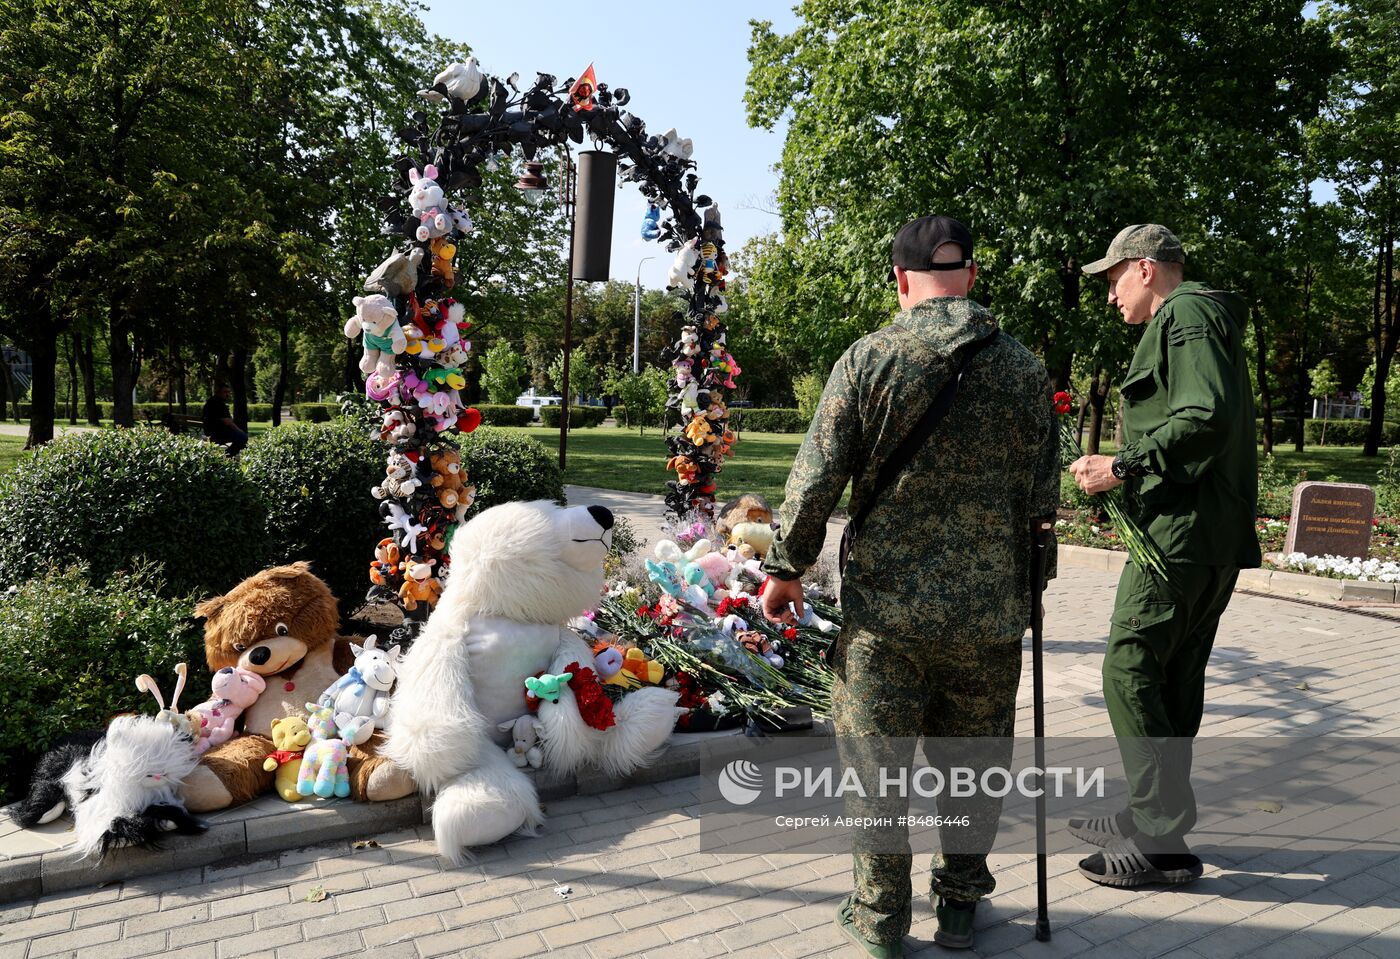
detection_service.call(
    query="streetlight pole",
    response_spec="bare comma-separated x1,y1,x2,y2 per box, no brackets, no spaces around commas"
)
634,256,654,374
559,147,576,472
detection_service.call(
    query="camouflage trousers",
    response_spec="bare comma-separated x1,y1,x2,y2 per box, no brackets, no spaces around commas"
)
830,619,1022,945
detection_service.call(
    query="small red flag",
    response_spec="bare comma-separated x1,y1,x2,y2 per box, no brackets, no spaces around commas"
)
569,63,598,112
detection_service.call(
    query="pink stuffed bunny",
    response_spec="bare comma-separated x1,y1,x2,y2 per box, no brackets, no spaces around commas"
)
188,667,267,755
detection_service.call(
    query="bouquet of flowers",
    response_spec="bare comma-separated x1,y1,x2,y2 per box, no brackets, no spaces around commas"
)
1055,391,1168,579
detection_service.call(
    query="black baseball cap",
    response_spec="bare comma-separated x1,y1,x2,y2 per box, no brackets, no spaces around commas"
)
889,215,975,280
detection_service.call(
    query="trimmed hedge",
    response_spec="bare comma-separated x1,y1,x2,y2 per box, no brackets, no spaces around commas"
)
476,404,534,426
539,405,607,428
291,403,335,423
727,408,809,433
1257,418,1300,446
0,426,267,597
240,421,386,616
455,426,565,520
1304,418,1400,446
0,564,206,805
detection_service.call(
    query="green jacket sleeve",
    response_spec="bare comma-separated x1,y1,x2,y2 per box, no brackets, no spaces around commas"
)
762,351,863,581
1117,305,1235,484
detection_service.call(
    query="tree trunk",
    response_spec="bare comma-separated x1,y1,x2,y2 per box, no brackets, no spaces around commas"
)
271,316,289,427
231,346,249,429
1253,307,1273,455
25,329,58,449
64,333,77,424
74,330,100,424
1366,209,1395,457
0,347,10,421
109,303,136,427
1087,369,1107,455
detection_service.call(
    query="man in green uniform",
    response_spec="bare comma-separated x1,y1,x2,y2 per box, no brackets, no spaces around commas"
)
762,216,1061,955
1069,224,1260,887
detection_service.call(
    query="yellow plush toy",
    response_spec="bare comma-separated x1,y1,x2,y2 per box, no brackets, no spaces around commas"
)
263,716,313,802
621,648,664,685
728,522,776,560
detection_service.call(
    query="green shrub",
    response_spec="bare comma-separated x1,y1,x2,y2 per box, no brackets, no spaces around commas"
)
540,405,607,428
792,373,826,420
0,564,206,804
456,426,564,519
728,408,809,433
335,391,382,436
0,426,267,597
240,421,386,615
476,404,534,426
291,403,335,423
1304,419,1400,446
103,402,273,423
1257,418,1300,446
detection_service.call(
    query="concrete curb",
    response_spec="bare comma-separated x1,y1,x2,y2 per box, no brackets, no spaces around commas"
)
1058,543,1399,605
0,723,831,905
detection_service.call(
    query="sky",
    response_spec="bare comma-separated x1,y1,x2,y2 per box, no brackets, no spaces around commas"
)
418,1,801,291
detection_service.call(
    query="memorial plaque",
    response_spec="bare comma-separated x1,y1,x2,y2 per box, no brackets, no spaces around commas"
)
1284,481,1375,558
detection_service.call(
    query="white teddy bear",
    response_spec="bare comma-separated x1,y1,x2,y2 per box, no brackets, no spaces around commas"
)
385,501,684,864
344,294,406,379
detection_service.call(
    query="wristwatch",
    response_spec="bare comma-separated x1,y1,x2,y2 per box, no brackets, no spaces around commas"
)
1110,454,1136,481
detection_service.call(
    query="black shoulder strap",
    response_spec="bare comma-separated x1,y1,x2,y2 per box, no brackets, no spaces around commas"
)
849,331,1000,535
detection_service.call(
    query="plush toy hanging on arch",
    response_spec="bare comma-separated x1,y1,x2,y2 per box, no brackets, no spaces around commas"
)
352,55,742,626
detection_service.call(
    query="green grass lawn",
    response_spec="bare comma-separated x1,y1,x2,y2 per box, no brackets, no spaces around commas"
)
497,425,820,508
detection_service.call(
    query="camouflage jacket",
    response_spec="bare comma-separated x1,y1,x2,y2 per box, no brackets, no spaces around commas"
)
763,297,1060,640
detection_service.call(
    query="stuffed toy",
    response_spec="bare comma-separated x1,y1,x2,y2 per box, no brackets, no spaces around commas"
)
499,715,544,769
716,494,773,539
382,502,428,554
135,663,203,743
449,206,474,236
591,641,636,688
620,648,664,685
263,716,312,802
668,239,699,291
370,538,402,587
424,367,466,392
297,704,352,799
318,636,402,745
63,714,205,859
372,451,422,500
420,57,483,102
344,294,406,380
408,165,450,241
692,550,735,595
431,237,456,287
674,325,701,358
418,389,461,432
524,672,573,704
641,203,661,240
364,248,422,300
379,409,416,445
684,416,715,447
187,667,267,756
385,501,685,863
738,630,785,669
657,127,694,160
365,370,402,406
177,563,416,812
430,449,474,513
399,558,441,611
666,454,699,485
728,522,776,560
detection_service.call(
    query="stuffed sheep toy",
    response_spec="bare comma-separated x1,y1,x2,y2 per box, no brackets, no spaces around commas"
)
385,501,685,864
317,636,401,746
345,294,407,379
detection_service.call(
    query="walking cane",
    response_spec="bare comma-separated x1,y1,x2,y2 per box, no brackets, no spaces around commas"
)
1030,517,1053,943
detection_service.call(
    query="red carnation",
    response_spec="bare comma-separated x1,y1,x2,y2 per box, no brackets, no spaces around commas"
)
784,627,798,641
1053,391,1073,415
561,662,615,730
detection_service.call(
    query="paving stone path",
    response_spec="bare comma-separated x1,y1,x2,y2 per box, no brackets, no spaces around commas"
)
2,488,1398,958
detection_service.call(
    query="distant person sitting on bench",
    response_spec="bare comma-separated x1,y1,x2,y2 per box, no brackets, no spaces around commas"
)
201,383,248,455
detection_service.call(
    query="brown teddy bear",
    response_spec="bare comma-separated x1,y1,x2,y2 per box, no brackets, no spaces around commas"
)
715,493,774,540
178,562,416,811
429,449,474,517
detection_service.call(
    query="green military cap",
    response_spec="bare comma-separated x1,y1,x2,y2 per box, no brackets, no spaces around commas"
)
1082,224,1185,277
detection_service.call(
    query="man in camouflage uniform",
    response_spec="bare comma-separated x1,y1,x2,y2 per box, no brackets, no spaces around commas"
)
762,216,1061,956
1069,224,1259,887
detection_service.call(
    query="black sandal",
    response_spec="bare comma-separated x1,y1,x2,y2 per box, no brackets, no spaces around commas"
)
1079,841,1203,888
1067,813,1129,848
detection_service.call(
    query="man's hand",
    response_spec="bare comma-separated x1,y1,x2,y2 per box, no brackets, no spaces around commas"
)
761,576,805,626
1069,455,1123,495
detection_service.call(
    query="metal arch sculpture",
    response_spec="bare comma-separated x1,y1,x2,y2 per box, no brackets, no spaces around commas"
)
355,58,739,631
